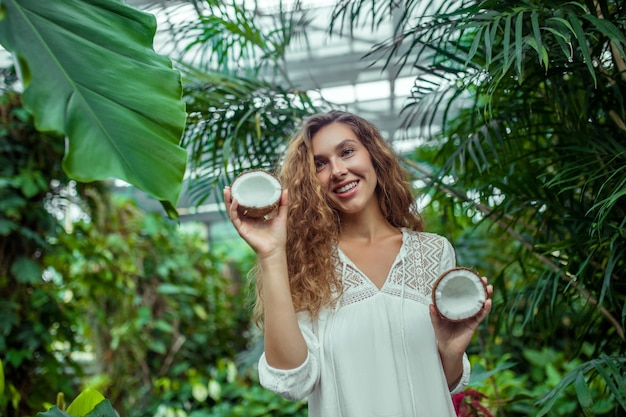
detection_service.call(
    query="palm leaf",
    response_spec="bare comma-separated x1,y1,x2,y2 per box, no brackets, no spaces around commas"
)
152,1,318,207
158,0,309,78
536,355,626,415
179,65,318,205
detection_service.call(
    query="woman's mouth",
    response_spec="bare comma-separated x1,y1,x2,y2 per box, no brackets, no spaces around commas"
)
334,181,358,194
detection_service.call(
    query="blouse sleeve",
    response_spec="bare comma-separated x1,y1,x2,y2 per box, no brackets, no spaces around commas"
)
449,352,471,394
438,235,472,394
257,312,321,401
439,236,457,274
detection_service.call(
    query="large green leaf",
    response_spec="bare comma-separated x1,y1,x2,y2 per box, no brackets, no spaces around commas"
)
65,388,105,417
0,0,187,215
38,399,116,417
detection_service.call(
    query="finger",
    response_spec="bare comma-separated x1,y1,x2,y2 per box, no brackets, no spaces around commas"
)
429,304,444,325
475,298,493,323
276,189,289,217
223,186,232,205
429,304,437,316
481,277,493,298
280,189,288,207
226,193,241,223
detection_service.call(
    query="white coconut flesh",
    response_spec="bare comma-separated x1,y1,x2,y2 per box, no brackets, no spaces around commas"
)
433,268,486,321
231,171,281,217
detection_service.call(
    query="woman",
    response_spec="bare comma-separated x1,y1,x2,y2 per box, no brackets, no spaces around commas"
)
224,110,492,417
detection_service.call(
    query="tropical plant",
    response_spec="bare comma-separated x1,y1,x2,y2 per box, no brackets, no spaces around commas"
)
0,79,281,416
153,358,307,417
0,0,187,216
0,89,84,417
38,388,117,417
45,196,253,416
468,344,622,415
330,0,626,414
153,0,320,204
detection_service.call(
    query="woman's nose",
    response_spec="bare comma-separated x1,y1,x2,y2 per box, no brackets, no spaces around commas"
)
331,160,347,178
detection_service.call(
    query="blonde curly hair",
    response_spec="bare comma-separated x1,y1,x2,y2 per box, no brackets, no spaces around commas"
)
252,110,424,326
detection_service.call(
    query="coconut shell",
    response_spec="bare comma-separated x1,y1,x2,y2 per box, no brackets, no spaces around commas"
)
432,267,487,322
230,169,282,219
236,204,279,218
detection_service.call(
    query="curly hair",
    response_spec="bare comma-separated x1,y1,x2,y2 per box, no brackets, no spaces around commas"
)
252,110,424,325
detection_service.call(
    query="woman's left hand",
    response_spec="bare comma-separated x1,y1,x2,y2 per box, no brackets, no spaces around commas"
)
429,276,493,356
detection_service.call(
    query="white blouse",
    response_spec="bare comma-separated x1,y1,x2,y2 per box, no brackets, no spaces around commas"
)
258,230,470,417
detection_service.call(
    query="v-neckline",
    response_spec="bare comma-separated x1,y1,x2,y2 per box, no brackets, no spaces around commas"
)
337,229,406,291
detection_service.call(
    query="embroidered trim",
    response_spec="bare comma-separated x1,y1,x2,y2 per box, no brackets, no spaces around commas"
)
336,231,446,308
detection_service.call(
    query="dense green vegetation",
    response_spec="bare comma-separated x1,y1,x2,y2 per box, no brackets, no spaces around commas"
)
0,89,305,416
0,86,83,416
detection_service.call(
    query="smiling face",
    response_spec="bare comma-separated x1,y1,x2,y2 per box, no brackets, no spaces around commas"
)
311,122,379,216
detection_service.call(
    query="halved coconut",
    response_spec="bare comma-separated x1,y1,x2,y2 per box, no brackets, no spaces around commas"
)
432,267,487,321
230,170,282,218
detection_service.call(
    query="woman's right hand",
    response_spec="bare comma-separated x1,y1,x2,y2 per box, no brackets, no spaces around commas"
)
223,186,288,258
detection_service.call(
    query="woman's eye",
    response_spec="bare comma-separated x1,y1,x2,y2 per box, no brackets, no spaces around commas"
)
342,148,355,157
314,160,326,170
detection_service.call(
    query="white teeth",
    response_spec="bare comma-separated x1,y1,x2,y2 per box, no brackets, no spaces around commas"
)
336,181,357,193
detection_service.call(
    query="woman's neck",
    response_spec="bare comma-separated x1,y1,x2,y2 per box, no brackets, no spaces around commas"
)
339,208,399,243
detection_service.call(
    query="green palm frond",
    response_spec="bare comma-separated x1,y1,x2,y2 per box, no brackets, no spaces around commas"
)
159,0,310,76
536,355,626,415
179,65,317,206
149,1,319,206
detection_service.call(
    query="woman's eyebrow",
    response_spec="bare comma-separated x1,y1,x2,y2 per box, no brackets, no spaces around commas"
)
313,139,358,159
334,139,358,150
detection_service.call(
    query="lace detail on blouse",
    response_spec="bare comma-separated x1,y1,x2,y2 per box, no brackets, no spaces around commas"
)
336,231,447,308
337,263,379,307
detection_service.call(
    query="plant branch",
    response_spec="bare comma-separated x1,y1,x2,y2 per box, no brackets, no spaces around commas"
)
158,333,187,378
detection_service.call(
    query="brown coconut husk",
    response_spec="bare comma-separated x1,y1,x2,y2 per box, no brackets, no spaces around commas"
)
432,267,487,322
230,169,281,219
